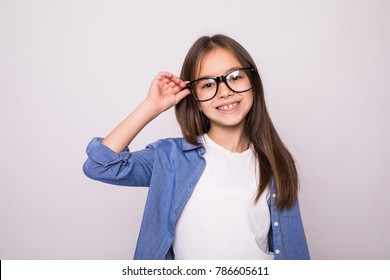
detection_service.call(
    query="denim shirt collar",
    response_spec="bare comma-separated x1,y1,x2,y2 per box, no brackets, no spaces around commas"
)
181,137,205,155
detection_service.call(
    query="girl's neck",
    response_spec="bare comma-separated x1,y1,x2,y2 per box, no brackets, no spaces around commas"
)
207,126,249,153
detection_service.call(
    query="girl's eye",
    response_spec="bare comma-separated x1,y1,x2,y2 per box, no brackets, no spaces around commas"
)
199,79,216,90
230,75,242,81
227,71,242,82
202,83,214,88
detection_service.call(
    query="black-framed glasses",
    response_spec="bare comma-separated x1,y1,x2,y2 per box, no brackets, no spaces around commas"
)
186,67,255,102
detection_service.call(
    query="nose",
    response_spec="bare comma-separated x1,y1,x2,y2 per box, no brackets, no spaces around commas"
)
216,81,233,99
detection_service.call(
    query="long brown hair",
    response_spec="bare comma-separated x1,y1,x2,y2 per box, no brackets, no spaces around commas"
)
175,34,298,209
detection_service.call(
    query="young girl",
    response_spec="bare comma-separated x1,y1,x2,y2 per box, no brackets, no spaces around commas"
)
83,34,310,260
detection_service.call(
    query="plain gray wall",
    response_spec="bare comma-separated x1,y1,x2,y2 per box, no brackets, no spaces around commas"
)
1,0,389,259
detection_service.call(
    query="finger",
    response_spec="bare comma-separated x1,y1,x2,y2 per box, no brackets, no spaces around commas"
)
168,81,177,88
174,77,189,88
161,76,173,85
175,88,191,103
155,79,173,91
156,71,173,81
162,76,179,86
172,84,182,93
173,83,190,94
180,80,190,88
170,75,183,84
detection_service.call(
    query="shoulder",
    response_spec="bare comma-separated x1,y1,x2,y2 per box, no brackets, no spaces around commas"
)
143,137,206,171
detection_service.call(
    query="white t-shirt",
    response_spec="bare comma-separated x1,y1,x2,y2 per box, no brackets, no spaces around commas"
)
173,134,274,260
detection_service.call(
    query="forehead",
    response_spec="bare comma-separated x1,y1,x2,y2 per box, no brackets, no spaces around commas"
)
196,47,243,78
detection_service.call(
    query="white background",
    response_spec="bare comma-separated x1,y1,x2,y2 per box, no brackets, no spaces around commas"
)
1,0,389,259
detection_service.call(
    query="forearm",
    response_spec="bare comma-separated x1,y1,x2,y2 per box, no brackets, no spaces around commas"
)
102,100,160,153
83,137,154,186
101,72,190,153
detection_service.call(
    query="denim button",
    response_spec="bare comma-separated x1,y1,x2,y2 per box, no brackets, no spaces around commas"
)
274,221,279,227
272,193,276,199
275,249,280,254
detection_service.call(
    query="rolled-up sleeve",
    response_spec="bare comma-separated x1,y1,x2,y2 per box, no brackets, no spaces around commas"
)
83,137,155,187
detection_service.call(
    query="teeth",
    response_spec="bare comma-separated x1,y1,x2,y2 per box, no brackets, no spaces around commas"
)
218,102,239,111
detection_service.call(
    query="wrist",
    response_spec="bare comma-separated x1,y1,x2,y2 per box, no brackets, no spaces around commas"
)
139,99,162,119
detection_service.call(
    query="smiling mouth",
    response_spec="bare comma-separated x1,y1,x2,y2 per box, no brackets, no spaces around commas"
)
217,102,240,111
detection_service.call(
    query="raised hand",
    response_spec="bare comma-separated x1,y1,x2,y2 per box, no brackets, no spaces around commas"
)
146,72,191,114
101,72,191,153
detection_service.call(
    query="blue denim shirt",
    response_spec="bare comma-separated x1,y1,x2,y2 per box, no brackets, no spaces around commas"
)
83,137,310,260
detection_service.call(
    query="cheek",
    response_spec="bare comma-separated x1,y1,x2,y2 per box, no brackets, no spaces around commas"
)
199,101,212,113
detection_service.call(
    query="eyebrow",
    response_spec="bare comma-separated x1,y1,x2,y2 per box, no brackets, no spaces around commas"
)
197,66,243,79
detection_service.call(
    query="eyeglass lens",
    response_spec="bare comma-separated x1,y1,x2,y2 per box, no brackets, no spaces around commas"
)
191,68,253,101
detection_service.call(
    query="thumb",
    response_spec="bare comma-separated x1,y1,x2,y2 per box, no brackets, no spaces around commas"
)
175,88,192,104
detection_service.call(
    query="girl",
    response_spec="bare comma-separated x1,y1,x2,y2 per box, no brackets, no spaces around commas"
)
83,34,310,260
